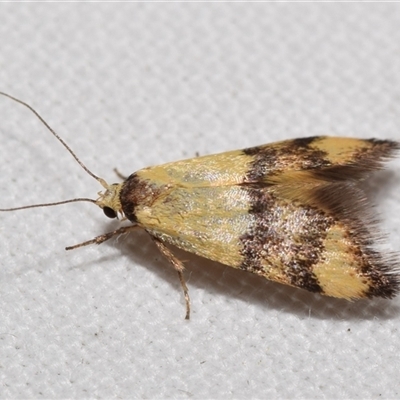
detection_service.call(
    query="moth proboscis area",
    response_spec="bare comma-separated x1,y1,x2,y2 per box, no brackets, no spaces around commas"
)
1,91,400,319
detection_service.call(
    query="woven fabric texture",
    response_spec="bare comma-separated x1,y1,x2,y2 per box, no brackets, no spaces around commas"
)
0,4,399,399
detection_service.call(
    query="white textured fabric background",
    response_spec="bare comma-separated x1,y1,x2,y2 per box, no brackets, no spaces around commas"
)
0,3,400,399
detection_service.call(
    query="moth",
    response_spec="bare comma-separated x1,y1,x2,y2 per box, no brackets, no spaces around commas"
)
1,91,399,319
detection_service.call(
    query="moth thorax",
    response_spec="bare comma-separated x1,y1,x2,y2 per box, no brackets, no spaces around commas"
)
119,173,165,223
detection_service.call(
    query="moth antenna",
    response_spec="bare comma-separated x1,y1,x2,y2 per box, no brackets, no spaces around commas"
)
0,198,97,212
0,91,108,188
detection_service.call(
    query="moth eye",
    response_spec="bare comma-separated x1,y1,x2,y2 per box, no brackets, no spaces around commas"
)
103,207,117,219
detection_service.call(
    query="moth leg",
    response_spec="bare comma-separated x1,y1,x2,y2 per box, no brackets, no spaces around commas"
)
113,168,128,181
66,225,139,250
151,235,191,320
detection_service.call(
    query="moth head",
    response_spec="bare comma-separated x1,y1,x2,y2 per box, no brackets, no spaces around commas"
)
96,180,124,219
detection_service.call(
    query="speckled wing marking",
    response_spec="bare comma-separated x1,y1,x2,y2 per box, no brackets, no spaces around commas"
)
122,136,400,300
239,183,399,299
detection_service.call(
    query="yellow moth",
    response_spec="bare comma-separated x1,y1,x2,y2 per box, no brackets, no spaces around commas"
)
1,91,399,319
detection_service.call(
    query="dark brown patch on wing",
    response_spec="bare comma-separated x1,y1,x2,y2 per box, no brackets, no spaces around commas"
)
239,186,334,293
120,173,164,223
368,273,400,299
291,136,321,148
350,234,400,299
243,136,330,182
361,255,400,299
